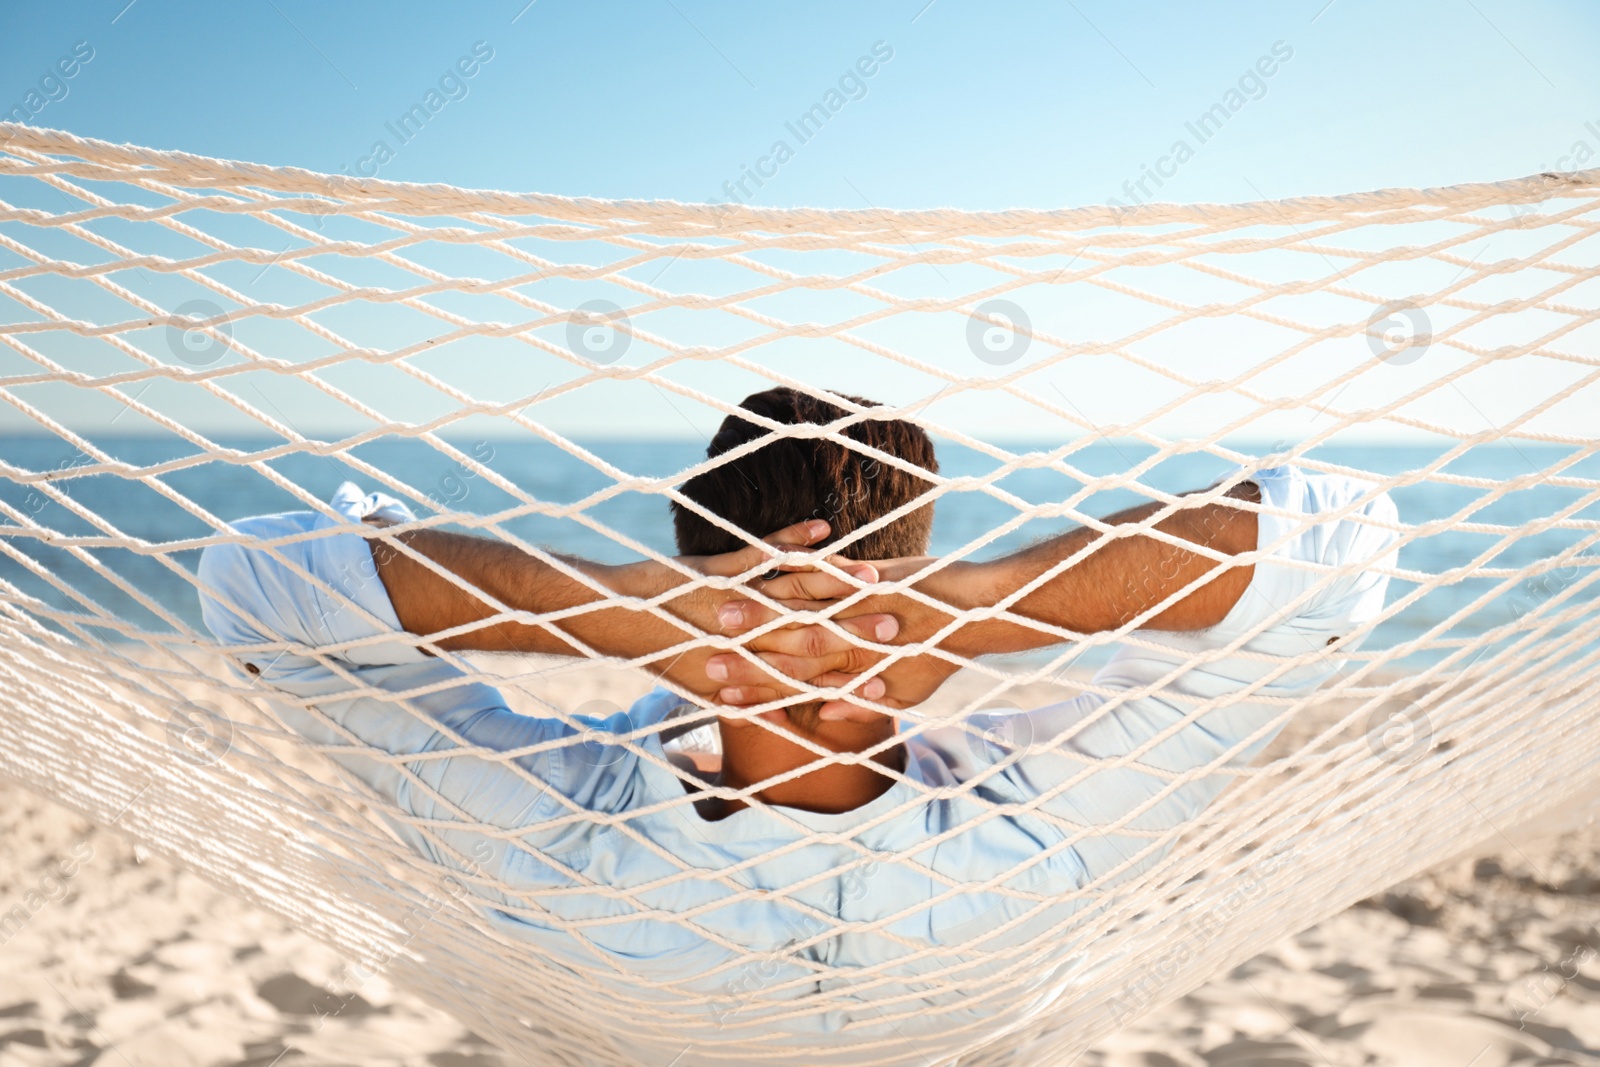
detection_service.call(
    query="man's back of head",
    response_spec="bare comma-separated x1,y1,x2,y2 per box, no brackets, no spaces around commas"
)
672,386,939,561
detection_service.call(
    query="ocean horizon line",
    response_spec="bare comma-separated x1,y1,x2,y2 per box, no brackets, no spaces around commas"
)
0,430,1570,450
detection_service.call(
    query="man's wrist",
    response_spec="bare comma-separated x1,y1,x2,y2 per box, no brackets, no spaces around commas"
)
921,556,1078,657
605,557,738,640
600,558,663,601
912,559,993,611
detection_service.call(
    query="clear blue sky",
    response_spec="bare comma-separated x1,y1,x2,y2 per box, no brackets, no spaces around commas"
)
4,0,1595,210
2,1,1596,444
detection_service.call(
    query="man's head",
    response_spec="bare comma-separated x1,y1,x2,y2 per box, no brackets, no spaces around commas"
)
672,387,938,733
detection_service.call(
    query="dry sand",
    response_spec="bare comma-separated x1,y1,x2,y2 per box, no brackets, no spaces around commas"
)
4,656,1600,1067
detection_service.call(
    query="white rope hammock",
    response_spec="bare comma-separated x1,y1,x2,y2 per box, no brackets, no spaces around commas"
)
1,122,1598,1066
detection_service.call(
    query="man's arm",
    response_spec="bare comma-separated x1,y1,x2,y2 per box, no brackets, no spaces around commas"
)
366,520,897,704
371,526,678,658
926,478,1261,656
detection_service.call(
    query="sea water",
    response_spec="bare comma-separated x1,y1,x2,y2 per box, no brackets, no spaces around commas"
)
0,435,1594,676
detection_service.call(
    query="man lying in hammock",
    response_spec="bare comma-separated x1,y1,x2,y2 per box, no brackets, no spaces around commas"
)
197,387,1399,1063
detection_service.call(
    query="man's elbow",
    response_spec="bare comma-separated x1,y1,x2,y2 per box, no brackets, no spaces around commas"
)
1204,480,1263,558
195,539,276,648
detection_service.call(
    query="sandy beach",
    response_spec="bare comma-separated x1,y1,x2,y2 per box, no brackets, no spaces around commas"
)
3,656,1600,1067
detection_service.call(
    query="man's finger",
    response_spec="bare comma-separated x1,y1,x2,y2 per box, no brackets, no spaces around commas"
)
709,649,849,689
764,519,831,548
716,615,895,680
718,673,887,707
813,671,887,699
714,684,786,707
716,597,886,632
716,705,793,728
699,520,831,579
767,554,877,577
707,636,891,688
744,614,897,658
706,652,785,690
816,699,900,724
758,563,877,602
716,599,783,634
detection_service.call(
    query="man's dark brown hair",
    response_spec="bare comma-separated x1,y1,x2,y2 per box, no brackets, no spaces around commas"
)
672,387,939,562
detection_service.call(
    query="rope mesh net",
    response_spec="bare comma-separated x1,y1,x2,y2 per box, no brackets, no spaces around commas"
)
1,122,1598,1065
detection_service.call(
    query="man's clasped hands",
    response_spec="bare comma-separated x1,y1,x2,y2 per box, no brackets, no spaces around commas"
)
626,518,995,729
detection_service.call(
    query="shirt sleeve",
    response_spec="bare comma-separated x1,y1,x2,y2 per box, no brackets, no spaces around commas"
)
939,465,1401,885
195,483,659,888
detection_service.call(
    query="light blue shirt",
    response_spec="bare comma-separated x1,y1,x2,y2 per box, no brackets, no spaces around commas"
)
197,467,1398,1065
